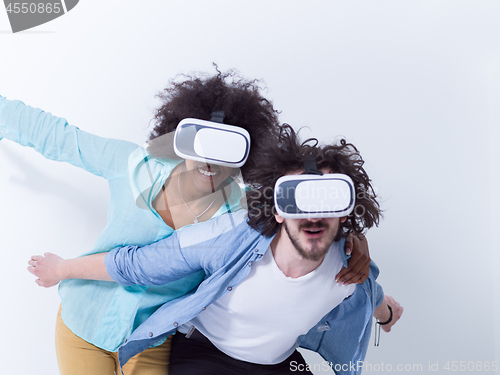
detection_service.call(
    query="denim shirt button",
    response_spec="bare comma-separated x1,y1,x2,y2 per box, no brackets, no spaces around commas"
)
124,339,127,343
173,322,178,327
316,322,331,332
149,332,153,337
227,286,233,291
202,307,206,311
254,248,259,252
257,254,263,259
247,261,253,267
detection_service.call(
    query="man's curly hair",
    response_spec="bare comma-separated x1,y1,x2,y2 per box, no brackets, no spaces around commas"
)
245,125,382,238
148,68,280,180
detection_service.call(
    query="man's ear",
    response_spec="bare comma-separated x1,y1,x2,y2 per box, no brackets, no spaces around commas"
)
275,212,285,224
340,216,347,223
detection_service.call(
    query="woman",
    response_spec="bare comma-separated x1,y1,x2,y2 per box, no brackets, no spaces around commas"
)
3,70,369,374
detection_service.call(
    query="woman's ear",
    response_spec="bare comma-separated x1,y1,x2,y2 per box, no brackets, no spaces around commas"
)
275,213,285,224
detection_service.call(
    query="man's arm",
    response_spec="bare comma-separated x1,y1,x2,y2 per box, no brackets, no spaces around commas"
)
27,232,195,288
374,295,403,332
28,252,111,287
28,211,249,287
28,212,221,290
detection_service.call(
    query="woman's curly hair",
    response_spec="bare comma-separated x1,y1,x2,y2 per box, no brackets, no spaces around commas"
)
245,125,382,238
148,68,280,180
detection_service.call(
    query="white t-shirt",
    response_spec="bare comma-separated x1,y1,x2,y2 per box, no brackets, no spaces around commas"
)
182,241,355,364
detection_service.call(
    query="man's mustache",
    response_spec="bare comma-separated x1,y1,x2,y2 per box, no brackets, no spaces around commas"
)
299,221,328,231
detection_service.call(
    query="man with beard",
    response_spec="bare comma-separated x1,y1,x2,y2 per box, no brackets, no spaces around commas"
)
28,125,402,375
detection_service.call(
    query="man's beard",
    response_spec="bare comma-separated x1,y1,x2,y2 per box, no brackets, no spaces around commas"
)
283,220,337,262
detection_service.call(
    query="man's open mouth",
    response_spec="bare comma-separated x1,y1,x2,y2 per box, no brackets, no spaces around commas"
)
303,228,325,238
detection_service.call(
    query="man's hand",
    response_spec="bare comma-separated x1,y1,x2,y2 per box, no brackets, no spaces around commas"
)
336,233,371,284
27,252,64,288
374,295,403,332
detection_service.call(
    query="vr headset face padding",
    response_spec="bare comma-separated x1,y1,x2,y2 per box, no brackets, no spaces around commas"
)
173,118,251,168
274,174,355,219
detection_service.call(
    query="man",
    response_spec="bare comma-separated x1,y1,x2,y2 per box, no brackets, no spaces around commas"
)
29,125,402,374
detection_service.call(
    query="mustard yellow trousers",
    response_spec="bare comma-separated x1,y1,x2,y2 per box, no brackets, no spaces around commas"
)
55,306,171,375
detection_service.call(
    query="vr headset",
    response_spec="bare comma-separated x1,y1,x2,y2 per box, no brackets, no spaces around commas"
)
174,115,250,168
174,114,355,219
274,171,355,219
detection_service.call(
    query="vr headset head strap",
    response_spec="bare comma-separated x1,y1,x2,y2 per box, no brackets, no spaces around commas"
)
210,111,225,124
303,155,323,176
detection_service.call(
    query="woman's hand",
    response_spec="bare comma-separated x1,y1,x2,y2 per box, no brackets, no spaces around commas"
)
27,253,64,288
336,233,371,284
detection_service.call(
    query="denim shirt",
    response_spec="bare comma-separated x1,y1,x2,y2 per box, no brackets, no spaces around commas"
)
0,95,244,351
105,210,384,375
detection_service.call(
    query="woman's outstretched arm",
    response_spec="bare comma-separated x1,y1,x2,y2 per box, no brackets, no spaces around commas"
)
0,95,138,179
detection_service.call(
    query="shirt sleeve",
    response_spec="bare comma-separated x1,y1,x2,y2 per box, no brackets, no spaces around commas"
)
104,232,198,286
104,210,249,286
368,261,385,307
0,95,139,180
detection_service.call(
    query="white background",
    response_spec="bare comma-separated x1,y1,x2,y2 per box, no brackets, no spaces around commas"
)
1,1,499,374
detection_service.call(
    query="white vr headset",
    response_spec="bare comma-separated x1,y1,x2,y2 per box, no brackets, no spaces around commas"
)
174,115,355,219
274,173,355,219
174,116,251,168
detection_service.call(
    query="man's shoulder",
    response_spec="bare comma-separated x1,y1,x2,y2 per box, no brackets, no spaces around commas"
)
174,211,270,270
176,210,257,248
